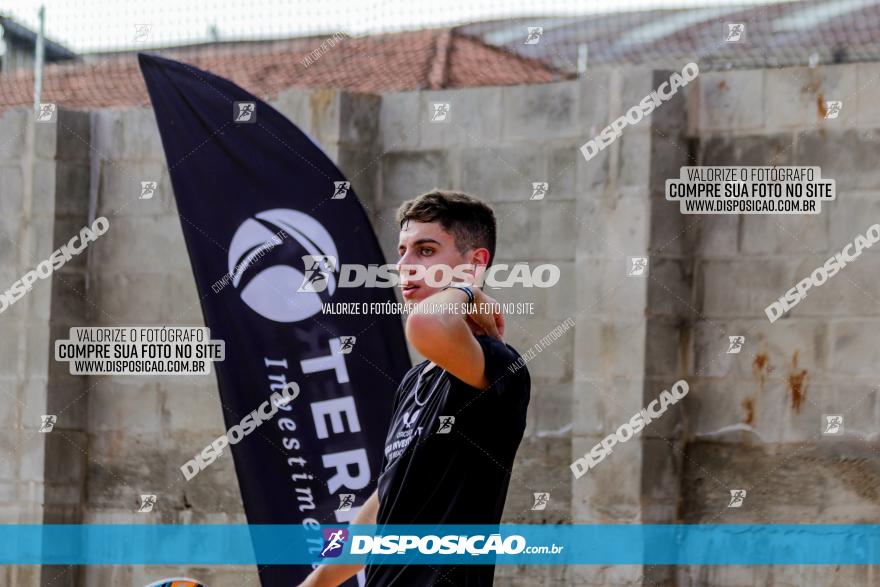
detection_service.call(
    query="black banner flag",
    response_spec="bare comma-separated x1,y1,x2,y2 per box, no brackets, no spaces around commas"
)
138,53,409,586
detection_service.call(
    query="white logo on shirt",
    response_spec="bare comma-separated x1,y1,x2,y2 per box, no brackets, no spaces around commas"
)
402,409,421,428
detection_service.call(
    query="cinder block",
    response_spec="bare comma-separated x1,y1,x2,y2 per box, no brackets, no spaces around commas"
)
83,566,132,587
681,441,880,524
160,381,225,434
160,271,202,323
827,381,879,438
650,69,690,135
572,377,644,436
92,108,164,162
56,109,92,163
641,436,684,523
829,195,880,249
699,259,796,318
493,203,534,261
308,89,342,146
42,429,88,486
420,87,503,149
764,65,856,131
374,205,402,263
0,269,34,324
34,116,57,160
700,134,794,167
503,436,572,524
451,86,503,147
571,433,642,523
532,379,573,436
92,273,166,325
645,318,686,378
574,194,650,259
547,142,580,200
649,198,699,257
459,145,547,203
693,317,828,380
649,127,693,201
44,374,89,431
830,320,880,377
52,162,92,219
618,68,657,124
796,128,880,191
413,91,452,148
380,150,450,204
0,163,25,240
272,87,313,135
578,67,613,136
88,382,162,432
0,108,28,162
784,253,880,319
855,62,880,127
8,564,42,587
646,256,693,317
336,147,379,212
696,70,765,133
574,318,646,380
119,108,166,161
503,316,573,381
543,260,576,321
694,213,739,256
97,160,168,217
575,257,648,317
24,319,52,378
92,215,189,273
612,130,651,190
339,93,380,147
0,321,22,376
535,201,576,261
378,92,420,151
740,213,829,255
502,82,579,142
47,269,89,325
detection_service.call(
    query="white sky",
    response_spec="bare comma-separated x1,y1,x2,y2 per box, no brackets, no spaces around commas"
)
2,0,783,53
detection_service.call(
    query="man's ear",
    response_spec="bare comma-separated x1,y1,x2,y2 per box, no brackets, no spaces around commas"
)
468,248,491,268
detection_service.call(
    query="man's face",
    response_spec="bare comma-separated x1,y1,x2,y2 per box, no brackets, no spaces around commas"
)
397,220,473,303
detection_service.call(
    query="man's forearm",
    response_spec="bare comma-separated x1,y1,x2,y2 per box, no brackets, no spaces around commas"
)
412,286,472,325
298,489,380,587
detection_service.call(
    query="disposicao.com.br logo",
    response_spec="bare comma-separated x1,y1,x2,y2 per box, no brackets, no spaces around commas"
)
319,530,563,558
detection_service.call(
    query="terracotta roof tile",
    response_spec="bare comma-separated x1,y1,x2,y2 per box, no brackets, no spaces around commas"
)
0,28,566,113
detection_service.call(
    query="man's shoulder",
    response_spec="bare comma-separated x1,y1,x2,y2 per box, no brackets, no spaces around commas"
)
473,335,530,390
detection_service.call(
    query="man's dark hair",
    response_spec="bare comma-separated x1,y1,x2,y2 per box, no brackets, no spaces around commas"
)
395,189,497,266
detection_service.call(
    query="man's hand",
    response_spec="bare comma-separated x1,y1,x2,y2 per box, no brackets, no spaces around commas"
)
465,287,505,340
294,489,380,587
456,264,504,340
405,268,507,389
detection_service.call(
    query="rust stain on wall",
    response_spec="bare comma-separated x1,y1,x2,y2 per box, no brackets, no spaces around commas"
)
752,352,771,393
787,350,808,412
742,397,755,426
817,94,827,118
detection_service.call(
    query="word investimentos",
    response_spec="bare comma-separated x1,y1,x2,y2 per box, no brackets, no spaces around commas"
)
570,380,689,478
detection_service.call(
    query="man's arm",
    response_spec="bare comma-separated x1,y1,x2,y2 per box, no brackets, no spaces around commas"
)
296,489,380,587
405,286,502,390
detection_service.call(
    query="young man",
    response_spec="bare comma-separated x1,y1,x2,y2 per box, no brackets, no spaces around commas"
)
299,190,531,586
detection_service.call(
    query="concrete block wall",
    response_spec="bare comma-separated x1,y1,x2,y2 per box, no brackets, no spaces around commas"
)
676,62,880,586
0,106,99,587
2,61,879,586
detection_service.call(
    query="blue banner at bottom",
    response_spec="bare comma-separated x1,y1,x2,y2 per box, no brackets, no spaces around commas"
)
1,524,879,565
